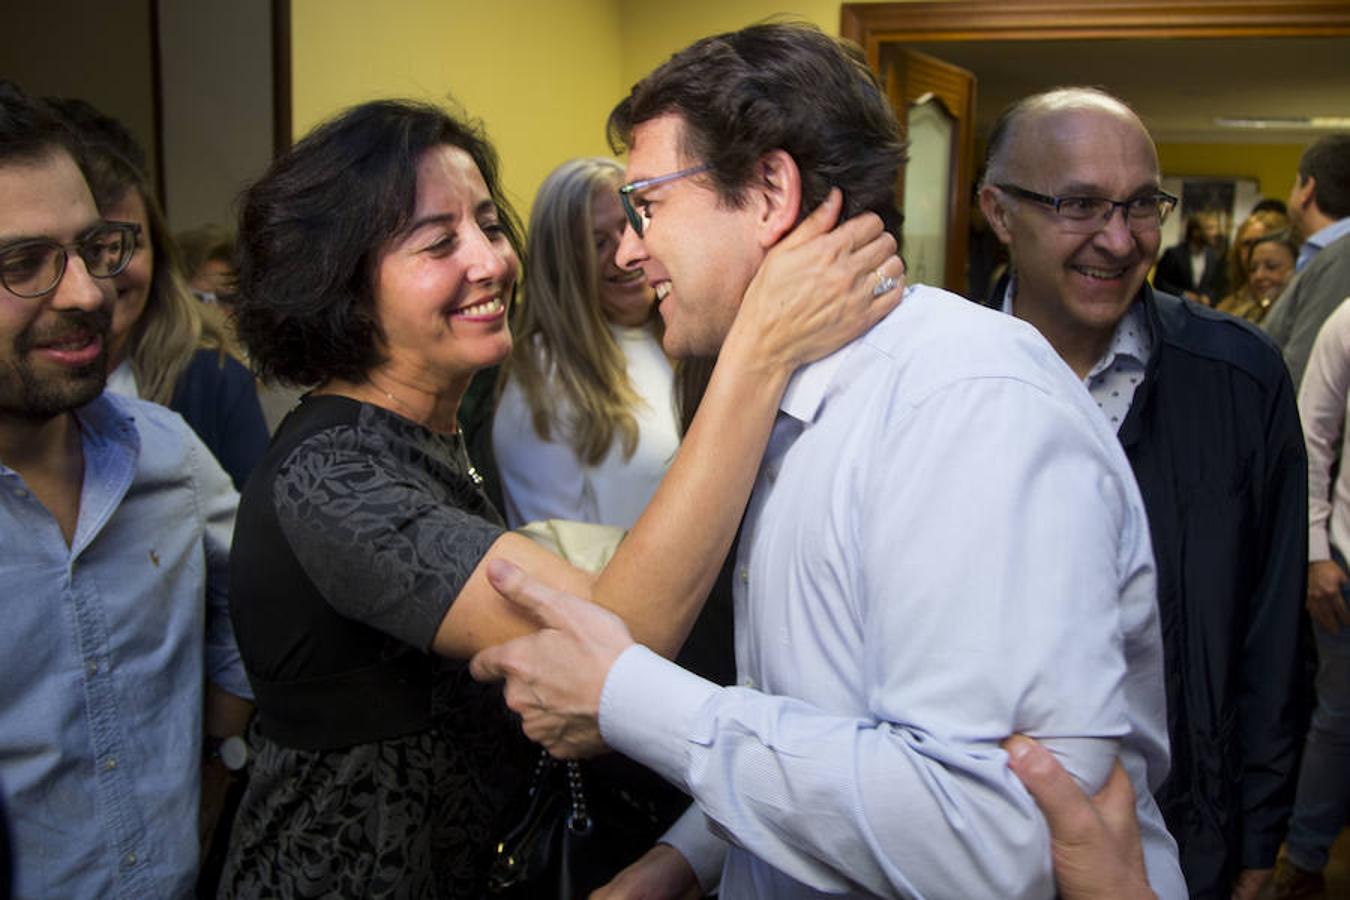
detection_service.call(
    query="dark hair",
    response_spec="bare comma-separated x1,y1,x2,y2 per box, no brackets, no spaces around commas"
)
1251,197,1288,216
607,21,905,240
41,96,149,198
1297,134,1350,219
0,80,78,169
235,99,523,386
1184,211,1217,243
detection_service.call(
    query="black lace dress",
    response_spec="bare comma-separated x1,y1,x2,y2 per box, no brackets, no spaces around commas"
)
219,395,532,898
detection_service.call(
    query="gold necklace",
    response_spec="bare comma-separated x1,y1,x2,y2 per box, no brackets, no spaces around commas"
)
367,379,481,485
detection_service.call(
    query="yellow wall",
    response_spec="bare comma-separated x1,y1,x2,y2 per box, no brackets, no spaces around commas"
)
289,1,903,219
618,1,854,90
292,1,1302,225
291,0,626,222
1156,142,1303,200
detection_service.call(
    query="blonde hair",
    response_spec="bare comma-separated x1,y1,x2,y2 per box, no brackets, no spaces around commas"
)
118,184,240,405
502,157,656,465
1227,209,1290,298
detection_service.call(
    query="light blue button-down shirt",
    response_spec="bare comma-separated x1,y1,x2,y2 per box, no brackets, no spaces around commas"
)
1296,216,1350,272
0,392,250,899
600,285,1182,898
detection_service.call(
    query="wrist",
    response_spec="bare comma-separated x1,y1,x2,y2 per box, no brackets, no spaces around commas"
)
716,320,795,392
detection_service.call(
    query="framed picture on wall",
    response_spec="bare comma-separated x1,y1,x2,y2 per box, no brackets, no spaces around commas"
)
1159,176,1262,250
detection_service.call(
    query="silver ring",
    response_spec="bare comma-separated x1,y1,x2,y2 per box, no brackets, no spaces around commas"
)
872,272,899,298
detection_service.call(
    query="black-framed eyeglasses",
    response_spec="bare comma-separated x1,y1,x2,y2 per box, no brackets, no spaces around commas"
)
0,221,141,299
996,183,1178,234
618,163,713,237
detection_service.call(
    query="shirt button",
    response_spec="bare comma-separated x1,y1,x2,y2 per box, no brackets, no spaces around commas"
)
738,566,749,584
765,466,778,485
740,676,756,689
104,757,118,770
86,660,99,675
123,851,137,867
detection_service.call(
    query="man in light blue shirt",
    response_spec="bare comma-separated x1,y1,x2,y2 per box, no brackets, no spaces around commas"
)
1261,133,1350,388
471,24,1182,899
0,84,251,897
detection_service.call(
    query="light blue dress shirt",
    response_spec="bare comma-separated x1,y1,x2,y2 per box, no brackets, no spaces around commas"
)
0,392,250,899
599,286,1183,898
1296,216,1350,272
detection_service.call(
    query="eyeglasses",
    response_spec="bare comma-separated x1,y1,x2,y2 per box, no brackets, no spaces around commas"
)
996,183,1178,234
0,221,140,299
618,163,713,237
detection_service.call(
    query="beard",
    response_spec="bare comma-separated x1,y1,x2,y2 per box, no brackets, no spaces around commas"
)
0,308,111,420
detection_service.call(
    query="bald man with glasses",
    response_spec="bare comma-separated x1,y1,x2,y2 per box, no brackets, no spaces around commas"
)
979,87,1307,900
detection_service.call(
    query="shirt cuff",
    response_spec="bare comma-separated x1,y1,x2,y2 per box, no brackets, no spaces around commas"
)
598,644,720,787
1310,529,1331,562
660,804,727,894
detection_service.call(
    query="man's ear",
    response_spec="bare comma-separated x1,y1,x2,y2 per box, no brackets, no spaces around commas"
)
1294,174,1317,213
979,184,1015,244
752,149,802,248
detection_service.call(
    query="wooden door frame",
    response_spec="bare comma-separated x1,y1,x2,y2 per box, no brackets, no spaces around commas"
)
887,50,977,291
841,0,1350,294
842,1,1350,71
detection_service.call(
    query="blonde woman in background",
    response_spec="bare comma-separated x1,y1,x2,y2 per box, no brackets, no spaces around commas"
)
493,157,677,529
49,98,268,489
1217,208,1290,324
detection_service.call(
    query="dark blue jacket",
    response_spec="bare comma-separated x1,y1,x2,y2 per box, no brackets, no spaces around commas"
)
990,282,1307,897
169,348,269,492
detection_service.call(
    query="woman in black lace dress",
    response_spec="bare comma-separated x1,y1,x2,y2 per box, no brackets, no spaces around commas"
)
217,98,902,898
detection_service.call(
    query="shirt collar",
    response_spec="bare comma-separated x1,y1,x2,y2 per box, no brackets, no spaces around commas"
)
1001,274,1152,380
1086,300,1151,381
779,338,856,424
779,285,919,423
1299,217,1350,271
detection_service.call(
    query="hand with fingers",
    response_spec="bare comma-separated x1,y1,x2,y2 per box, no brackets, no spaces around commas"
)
727,187,906,373
1003,735,1156,900
469,559,634,758
1307,559,1350,633
588,844,704,900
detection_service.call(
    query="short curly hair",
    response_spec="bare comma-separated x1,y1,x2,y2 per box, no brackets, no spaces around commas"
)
235,99,523,386
607,22,905,241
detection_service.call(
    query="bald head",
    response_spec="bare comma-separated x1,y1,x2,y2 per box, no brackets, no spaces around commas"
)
984,88,1154,188
977,86,1165,377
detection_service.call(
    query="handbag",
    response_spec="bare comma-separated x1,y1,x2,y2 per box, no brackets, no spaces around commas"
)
488,520,663,897
487,751,595,899
487,749,666,899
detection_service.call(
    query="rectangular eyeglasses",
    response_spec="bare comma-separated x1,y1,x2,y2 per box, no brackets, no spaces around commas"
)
996,183,1178,235
618,163,713,237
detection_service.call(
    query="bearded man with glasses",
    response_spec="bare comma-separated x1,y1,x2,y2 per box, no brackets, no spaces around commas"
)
979,87,1307,900
0,82,251,898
